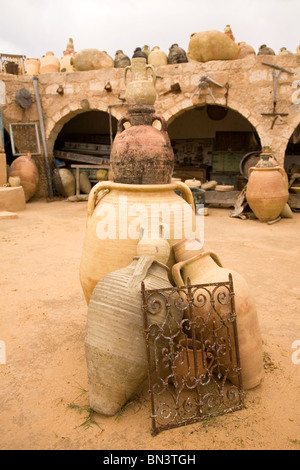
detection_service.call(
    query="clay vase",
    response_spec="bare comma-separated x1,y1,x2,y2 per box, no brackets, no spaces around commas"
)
174,338,214,387
187,30,240,63
148,46,168,67
167,44,188,64
71,49,114,71
110,113,174,184
79,180,196,304
40,52,60,74
246,156,289,222
85,249,183,416
8,153,39,202
172,251,264,390
237,42,256,59
257,45,275,56
172,237,204,262
114,50,130,68
26,58,40,75
124,58,156,105
57,168,75,197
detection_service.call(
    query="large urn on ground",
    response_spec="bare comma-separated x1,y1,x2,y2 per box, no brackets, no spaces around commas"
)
85,241,183,416
172,251,264,390
124,57,156,105
79,181,196,304
246,154,289,222
110,110,174,184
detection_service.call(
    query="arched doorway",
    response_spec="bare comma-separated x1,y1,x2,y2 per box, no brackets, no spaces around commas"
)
53,110,118,191
168,105,261,189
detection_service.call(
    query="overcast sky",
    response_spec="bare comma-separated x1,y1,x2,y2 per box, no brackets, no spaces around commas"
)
1,0,299,60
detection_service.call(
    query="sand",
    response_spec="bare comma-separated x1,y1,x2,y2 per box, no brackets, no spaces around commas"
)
0,200,299,450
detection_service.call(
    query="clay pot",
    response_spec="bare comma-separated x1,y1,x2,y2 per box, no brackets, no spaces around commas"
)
136,219,170,264
8,153,39,202
26,58,40,75
187,30,240,63
85,251,183,416
71,49,114,71
79,180,196,304
174,338,214,387
257,45,275,56
224,25,235,42
114,50,130,68
79,172,92,194
40,52,60,74
60,55,75,73
8,176,21,187
132,47,148,61
58,168,75,197
124,58,156,105
148,46,168,67
110,113,174,185
184,178,201,188
172,237,203,262
167,44,188,64
172,251,264,390
96,169,108,181
246,156,289,222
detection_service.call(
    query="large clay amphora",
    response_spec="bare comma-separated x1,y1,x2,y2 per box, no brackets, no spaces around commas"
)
110,113,174,184
79,181,196,304
26,58,40,75
172,251,264,390
85,253,183,416
187,30,240,63
8,153,39,202
246,155,289,222
124,57,156,105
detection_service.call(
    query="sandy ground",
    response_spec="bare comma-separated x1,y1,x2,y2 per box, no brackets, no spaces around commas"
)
0,199,299,451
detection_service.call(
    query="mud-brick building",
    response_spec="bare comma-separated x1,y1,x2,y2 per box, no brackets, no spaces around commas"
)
1,53,300,198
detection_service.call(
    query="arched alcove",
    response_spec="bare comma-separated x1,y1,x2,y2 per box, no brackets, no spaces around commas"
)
167,104,261,189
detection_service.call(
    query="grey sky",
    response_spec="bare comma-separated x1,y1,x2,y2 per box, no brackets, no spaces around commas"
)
0,0,299,60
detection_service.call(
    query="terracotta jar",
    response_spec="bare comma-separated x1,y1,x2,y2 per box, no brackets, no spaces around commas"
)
148,46,168,67
26,58,40,75
174,338,214,387
8,153,39,202
167,44,188,64
85,248,183,415
110,113,174,184
237,42,256,59
57,168,75,197
40,52,60,74
79,180,196,304
187,30,240,63
172,251,264,390
246,155,289,222
60,54,75,73
124,57,156,105
114,50,130,68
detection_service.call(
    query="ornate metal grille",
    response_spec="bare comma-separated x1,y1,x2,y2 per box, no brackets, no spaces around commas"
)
141,275,245,436
9,123,41,156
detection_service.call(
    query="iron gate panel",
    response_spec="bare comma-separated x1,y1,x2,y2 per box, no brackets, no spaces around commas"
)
142,275,245,436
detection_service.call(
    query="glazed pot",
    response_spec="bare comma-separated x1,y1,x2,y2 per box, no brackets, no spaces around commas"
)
148,46,168,67
246,157,289,222
187,30,240,63
79,181,196,304
172,251,264,390
26,58,40,75
124,57,156,105
40,52,60,74
8,153,39,202
85,252,183,416
110,113,174,184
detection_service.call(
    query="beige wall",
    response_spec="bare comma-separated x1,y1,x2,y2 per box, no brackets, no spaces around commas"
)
1,54,300,196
